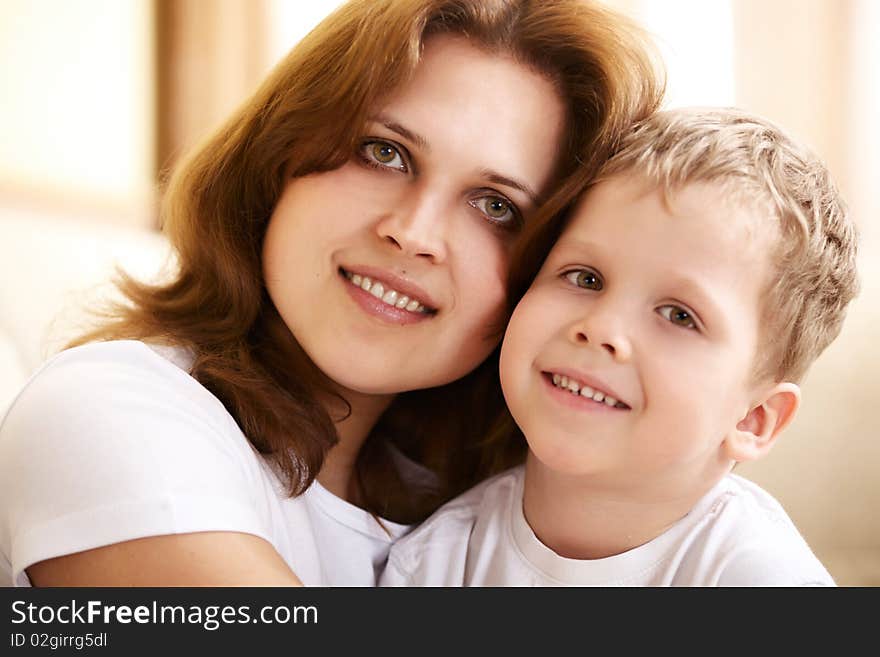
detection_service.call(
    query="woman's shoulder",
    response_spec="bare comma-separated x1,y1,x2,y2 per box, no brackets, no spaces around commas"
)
3,339,227,431
0,340,282,586
24,338,197,392
0,339,261,490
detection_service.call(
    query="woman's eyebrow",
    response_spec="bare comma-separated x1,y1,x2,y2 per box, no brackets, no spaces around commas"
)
480,169,540,206
370,114,539,205
370,114,428,150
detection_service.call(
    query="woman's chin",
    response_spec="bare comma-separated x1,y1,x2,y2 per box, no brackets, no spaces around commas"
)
318,361,463,398
317,362,422,397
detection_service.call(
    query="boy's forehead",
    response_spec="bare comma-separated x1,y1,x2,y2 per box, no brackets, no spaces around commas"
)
562,175,662,241
560,175,774,249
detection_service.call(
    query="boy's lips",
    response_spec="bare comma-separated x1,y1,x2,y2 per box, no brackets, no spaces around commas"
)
541,368,631,409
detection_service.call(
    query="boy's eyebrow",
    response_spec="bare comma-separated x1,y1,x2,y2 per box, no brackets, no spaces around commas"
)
369,114,540,206
666,277,725,326
550,236,597,258
550,237,726,326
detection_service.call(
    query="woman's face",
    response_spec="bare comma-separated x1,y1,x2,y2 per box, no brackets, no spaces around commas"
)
263,35,565,396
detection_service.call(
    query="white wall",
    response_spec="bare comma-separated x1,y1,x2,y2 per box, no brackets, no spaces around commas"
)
0,0,155,221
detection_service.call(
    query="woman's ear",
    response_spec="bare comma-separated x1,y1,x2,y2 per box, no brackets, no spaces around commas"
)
724,382,801,462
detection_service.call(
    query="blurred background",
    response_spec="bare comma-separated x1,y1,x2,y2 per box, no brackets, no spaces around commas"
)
1,0,877,584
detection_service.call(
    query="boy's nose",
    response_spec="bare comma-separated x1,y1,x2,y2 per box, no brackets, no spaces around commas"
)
375,186,449,263
568,301,633,362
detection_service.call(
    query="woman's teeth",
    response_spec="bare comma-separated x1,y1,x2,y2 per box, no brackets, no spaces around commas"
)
345,271,429,314
551,373,628,409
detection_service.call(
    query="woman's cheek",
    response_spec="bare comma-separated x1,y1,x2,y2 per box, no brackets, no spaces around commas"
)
462,233,510,330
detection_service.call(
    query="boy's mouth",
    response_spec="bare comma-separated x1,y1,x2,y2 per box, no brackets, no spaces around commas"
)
545,372,630,410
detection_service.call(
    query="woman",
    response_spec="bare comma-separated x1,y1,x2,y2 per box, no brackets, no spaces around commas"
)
0,0,663,586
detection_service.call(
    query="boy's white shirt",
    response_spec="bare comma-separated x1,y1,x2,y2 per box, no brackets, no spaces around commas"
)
380,466,834,586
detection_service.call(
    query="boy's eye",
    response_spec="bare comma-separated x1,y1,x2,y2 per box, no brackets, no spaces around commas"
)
359,140,407,172
564,269,603,291
657,304,697,330
469,195,521,230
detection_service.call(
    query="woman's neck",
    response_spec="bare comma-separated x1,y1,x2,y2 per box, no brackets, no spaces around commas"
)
316,387,395,504
521,453,726,560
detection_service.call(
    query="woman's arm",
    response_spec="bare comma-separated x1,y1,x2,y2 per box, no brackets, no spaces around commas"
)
27,531,303,586
1,344,307,588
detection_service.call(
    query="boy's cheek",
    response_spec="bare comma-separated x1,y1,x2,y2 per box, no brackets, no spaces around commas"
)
510,306,555,351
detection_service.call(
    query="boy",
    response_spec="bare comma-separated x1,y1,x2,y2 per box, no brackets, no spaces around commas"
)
380,108,859,586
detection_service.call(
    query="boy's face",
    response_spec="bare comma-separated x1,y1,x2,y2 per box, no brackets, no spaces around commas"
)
500,176,774,496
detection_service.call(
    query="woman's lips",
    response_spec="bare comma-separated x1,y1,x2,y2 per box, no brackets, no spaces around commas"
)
339,268,436,325
340,265,438,312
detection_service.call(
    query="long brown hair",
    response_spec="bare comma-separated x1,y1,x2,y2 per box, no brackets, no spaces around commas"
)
72,0,664,523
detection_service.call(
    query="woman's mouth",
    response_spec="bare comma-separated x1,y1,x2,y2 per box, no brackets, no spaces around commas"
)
340,268,437,316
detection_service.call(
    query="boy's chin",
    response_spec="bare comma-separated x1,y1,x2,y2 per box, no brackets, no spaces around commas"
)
525,445,603,479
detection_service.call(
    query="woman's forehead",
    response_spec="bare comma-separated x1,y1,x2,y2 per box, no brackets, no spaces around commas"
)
371,34,566,191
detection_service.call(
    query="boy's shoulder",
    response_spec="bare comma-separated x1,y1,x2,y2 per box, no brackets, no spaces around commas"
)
691,474,834,585
381,467,523,585
402,465,522,547
706,473,808,538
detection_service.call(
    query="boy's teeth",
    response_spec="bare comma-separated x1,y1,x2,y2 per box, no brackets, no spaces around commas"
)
345,270,429,314
551,373,625,408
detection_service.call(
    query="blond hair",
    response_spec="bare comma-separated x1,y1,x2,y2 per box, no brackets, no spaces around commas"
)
594,107,859,383
73,0,664,522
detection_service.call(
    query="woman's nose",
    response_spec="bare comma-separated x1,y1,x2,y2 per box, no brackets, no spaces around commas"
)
375,186,449,263
568,297,633,362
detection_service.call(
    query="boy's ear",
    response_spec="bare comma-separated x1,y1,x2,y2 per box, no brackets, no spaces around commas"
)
724,382,801,462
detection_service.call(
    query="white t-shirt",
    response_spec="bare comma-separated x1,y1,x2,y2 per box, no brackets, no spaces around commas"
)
380,466,834,586
0,340,412,587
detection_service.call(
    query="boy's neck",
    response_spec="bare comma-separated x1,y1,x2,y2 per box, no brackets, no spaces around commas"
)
521,453,731,560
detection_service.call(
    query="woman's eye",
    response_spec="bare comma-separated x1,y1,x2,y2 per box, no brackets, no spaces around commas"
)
469,195,520,229
658,304,698,330
564,269,603,291
359,140,407,172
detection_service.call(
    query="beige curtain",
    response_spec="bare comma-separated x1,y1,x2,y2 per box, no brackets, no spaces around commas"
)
732,0,850,213
155,0,273,178
729,0,880,584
